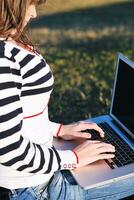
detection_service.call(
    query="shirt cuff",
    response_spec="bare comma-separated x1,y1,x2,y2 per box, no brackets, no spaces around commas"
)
57,150,77,170
49,121,62,137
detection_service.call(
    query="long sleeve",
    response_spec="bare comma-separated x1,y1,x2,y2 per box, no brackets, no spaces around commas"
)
0,42,77,175
0,57,61,174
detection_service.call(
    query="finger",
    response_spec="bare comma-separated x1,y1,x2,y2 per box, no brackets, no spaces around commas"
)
89,123,105,137
79,122,105,137
71,132,91,139
88,140,102,144
97,153,115,160
83,140,103,149
91,142,115,151
87,142,115,155
87,153,115,164
85,142,115,155
80,140,101,147
79,132,92,139
96,146,115,154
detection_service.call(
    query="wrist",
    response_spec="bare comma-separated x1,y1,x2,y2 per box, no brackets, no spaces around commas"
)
56,124,63,138
72,150,79,164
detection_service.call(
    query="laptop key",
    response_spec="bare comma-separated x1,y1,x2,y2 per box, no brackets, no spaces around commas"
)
84,122,134,168
98,122,134,167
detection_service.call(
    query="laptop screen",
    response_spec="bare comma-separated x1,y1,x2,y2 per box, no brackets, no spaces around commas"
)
110,54,134,139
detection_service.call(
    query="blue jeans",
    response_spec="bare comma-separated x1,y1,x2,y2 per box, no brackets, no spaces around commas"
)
10,171,134,200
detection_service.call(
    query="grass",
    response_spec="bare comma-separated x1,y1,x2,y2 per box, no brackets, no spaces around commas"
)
38,0,131,15
29,0,134,123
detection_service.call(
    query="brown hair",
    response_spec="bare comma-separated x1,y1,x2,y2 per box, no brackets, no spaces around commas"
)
0,0,46,46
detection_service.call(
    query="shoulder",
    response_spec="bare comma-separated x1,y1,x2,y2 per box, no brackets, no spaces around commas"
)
0,40,48,71
0,40,20,60
0,40,37,63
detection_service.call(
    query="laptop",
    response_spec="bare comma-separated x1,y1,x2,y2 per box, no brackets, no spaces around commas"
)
54,53,134,189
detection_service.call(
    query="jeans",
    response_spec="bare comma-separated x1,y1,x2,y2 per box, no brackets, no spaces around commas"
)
10,171,134,200
9,181,49,200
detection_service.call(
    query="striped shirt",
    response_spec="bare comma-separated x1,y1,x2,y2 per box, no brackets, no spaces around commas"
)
0,40,77,189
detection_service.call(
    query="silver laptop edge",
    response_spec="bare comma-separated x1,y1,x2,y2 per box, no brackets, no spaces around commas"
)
72,53,134,189
54,53,134,189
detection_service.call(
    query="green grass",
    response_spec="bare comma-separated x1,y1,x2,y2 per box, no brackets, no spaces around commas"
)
29,0,134,123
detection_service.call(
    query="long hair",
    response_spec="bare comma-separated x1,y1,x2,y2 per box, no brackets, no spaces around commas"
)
0,0,46,46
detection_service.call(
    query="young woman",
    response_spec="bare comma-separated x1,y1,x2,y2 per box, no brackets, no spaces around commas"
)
0,0,134,199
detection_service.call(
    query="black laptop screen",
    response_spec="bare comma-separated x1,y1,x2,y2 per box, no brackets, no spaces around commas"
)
111,58,134,136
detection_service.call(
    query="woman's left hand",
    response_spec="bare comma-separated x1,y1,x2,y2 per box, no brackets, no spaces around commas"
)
58,121,104,140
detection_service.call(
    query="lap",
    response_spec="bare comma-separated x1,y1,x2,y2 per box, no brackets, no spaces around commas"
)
48,171,134,200
9,171,134,200
10,182,48,200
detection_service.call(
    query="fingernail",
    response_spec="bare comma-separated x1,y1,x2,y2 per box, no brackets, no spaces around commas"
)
102,133,105,137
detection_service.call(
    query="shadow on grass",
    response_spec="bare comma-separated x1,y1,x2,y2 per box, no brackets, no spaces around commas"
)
42,33,134,54
31,0,134,54
30,0,134,29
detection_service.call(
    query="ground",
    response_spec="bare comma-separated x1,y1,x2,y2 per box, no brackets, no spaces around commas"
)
30,0,134,123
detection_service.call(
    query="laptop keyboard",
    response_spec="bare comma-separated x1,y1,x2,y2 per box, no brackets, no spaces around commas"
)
85,122,134,169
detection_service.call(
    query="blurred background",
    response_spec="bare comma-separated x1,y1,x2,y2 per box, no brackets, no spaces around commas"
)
30,0,134,123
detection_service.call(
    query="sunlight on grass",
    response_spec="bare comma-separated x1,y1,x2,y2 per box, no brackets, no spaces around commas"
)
31,25,133,46
39,0,130,15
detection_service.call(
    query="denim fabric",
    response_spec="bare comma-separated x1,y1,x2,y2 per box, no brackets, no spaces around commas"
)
10,171,134,200
9,182,49,200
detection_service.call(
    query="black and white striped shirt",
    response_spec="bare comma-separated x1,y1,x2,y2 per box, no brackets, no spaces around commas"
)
0,40,76,189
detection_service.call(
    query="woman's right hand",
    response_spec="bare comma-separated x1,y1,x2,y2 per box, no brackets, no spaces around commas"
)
73,140,115,168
